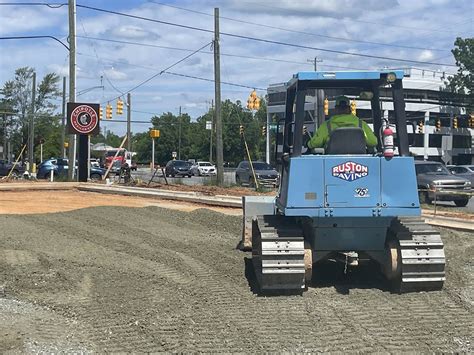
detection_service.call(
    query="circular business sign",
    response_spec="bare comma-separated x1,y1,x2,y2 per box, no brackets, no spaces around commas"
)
70,105,98,134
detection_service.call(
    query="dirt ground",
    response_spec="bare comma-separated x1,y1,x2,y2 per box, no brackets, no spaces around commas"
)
0,192,473,352
0,190,241,215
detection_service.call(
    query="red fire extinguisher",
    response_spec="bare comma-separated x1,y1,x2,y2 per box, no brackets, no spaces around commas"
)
382,123,394,158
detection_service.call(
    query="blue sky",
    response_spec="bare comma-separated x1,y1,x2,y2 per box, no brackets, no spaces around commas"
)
0,0,473,135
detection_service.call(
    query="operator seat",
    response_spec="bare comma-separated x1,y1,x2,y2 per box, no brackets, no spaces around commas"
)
325,127,367,154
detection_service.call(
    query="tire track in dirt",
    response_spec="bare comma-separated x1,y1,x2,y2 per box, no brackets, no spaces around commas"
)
1,206,473,352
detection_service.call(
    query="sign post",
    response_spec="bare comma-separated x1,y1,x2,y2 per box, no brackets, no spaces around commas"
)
67,103,100,182
149,129,160,171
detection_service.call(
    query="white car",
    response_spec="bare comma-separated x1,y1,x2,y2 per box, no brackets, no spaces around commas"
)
191,161,217,176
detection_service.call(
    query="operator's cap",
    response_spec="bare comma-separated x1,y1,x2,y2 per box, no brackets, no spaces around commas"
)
335,95,350,107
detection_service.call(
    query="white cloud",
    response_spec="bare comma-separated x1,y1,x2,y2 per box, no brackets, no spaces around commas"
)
418,50,435,62
111,25,158,40
102,68,128,81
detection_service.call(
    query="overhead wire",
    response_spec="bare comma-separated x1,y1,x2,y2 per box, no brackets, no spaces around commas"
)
78,19,125,97
147,0,449,52
74,4,457,67
76,52,266,91
100,41,212,103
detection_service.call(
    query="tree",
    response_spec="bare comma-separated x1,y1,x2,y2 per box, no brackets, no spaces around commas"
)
0,67,61,162
446,37,474,111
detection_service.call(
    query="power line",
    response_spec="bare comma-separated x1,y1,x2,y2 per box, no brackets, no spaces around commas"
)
0,35,69,50
163,71,266,91
75,4,457,67
76,52,266,92
101,41,212,103
0,2,66,7
242,1,470,35
78,19,125,97
148,1,449,52
77,35,365,70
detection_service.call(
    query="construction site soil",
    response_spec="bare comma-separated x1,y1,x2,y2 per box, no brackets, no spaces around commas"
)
1,194,473,352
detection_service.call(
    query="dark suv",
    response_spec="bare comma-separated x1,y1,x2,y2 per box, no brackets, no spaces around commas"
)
165,160,192,177
235,161,279,187
0,159,25,178
415,161,471,207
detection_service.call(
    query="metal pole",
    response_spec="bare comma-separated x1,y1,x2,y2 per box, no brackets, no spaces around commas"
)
209,123,213,163
178,106,181,160
214,8,224,186
61,76,66,158
68,0,76,180
424,111,429,160
127,92,131,152
151,138,155,171
265,111,270,164
28,72,36,174
40,143,43,163
87,135,90,180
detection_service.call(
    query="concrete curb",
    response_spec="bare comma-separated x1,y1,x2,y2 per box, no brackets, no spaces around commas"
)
0,182,79,191
421,213,474,232
77,184,243,208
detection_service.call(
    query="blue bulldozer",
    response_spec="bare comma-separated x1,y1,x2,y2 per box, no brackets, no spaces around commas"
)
242,70,445,294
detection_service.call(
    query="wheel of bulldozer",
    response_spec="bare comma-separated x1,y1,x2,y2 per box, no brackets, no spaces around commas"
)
304,241,313,286
384,239,402,284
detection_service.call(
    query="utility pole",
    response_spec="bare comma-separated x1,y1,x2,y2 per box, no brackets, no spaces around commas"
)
2,113,7,160
214,8,224,186
61,76,66,158
67,0,76,180
127,92,131,152
28,72,36,174
178,106,181,160
308,57,323,125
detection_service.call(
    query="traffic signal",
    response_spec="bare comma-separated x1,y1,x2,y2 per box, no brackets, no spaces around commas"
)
261,125,266,136
350,100,356,115
470,114,474,128
417,120,424,134
106,103,112,119
116,99,124,115
64,141,69,149
453,117,458,129
436,119,441,131
246,90,260,110
303,125,307,135
324,98,329,115
254,97,261,110
239,124,244,135
99,107,103,120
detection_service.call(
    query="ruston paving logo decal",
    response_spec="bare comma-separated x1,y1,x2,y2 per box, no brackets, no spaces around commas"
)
332,161,369,182
70,105,98,134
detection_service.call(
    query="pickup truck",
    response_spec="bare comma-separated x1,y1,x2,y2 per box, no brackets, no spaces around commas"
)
415,161,471,207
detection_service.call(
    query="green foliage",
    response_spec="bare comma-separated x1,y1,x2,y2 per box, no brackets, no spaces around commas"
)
0,67,61,162
132,98,268,166
446,37,474,111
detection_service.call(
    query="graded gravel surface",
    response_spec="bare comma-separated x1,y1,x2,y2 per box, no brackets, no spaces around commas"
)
1,205,473,352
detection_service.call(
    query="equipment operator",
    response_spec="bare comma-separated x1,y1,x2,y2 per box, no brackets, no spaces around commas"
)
307,96,378,150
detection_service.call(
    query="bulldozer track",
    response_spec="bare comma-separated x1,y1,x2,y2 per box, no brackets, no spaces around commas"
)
1,206,472,352
252,215,307,292
390,217,446,292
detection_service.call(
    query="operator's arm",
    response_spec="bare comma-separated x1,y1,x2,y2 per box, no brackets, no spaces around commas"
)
307,122,328,149
361,121,378,147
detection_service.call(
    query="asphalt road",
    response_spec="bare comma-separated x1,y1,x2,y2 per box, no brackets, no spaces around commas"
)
133,168,474,213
